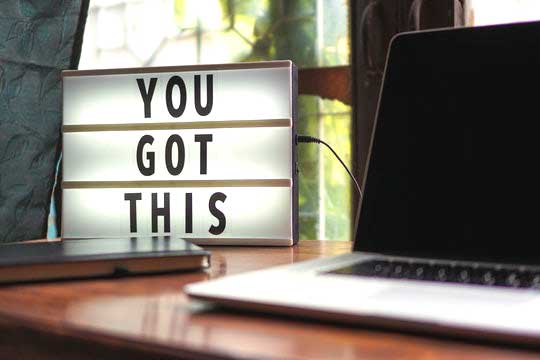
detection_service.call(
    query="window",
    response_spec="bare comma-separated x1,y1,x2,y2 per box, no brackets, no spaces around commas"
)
466,0,540,26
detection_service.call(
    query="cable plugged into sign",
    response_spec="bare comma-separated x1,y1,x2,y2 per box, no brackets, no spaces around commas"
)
296,135,363,197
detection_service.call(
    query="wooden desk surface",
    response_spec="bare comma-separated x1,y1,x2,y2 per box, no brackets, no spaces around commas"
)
0,240,539,360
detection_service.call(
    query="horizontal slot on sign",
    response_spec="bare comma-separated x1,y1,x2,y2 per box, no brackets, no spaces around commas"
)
63,119,291,132
62,60,292,77
185,238,294,246
62,179,291,189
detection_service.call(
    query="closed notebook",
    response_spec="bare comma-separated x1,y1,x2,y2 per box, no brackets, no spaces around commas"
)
0,237,209,284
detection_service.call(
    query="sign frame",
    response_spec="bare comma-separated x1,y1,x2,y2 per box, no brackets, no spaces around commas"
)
61,61,298,246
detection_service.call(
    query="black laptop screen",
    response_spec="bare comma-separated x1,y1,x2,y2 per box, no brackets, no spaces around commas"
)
355,22,540,264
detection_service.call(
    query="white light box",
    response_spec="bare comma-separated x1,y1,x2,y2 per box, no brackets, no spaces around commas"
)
62,61,298,246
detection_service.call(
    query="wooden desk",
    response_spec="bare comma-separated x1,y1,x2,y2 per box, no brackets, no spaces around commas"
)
0,240,538,360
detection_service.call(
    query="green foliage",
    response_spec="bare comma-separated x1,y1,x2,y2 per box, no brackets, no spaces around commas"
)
174,0,351,240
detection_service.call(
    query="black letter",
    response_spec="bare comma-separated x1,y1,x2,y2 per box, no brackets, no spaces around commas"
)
209,192,226,235
194,74,213,116
137,78,157,118
166,76,187,117
137,135,155,176
195,134,213,174
124,193,142,232
185,193,193,233
165,134,185,175
152,193,171,233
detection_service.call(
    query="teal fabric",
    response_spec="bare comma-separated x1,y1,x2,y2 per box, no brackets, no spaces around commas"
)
0,0,88,243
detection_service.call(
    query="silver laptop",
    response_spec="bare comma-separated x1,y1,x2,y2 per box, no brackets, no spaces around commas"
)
186,21,540,345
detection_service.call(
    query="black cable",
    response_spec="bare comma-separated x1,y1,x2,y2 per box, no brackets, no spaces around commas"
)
296,135,363,197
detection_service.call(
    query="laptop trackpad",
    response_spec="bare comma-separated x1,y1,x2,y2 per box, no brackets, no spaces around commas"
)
369,283,540,331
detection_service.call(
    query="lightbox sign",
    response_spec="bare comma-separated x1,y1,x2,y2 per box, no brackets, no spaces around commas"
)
62,61,298,246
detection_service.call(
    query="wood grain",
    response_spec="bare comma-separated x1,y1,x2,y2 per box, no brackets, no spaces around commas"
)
0,240,539,359
298,66,351,105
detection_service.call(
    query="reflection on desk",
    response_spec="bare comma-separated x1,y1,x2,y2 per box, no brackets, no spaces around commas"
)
1,241,539,360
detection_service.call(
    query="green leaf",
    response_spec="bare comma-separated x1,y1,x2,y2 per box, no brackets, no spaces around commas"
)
253,15,270,37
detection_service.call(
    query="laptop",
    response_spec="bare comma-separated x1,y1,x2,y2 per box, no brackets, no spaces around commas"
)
186,21,540,344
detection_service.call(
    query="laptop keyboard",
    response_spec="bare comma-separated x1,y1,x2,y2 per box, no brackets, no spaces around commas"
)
327,259,540,289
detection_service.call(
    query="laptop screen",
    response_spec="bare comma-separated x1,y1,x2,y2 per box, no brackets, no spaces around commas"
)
355,21,540,264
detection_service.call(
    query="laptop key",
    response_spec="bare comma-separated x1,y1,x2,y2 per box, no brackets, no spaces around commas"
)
505,272,521,288
372,260,391,277
456,267,472,283
390,263,410,279
481,271,496,286
413,265,426,280
435,266,451,282
530,274,540,288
